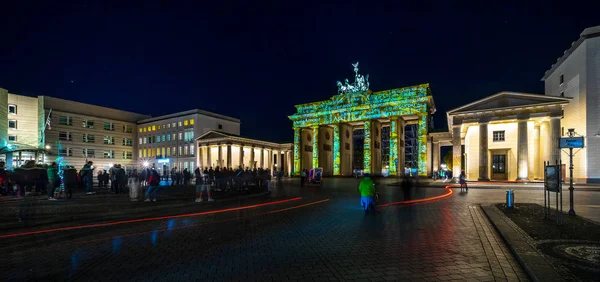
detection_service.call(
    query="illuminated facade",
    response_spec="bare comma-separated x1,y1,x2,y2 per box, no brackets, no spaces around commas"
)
440,92,570,181
196,130,293,175
289,63,435,176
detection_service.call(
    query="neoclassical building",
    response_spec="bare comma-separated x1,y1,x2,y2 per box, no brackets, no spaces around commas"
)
196,130,293,174
434,92,570,181
289,64,435,177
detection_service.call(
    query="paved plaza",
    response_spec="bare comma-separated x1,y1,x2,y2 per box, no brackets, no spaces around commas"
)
2,178,599,281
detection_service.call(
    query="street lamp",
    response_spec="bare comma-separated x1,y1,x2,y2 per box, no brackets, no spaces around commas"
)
45,145,51,150
143,161,149,168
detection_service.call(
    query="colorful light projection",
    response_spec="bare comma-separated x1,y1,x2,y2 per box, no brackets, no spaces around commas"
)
290,83,433,176
389,118,398,175
332,125,340,175
311,126,319,169
363,121,372,174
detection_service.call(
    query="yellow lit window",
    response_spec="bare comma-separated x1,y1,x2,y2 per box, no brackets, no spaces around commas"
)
184,120,188,126
152,125,156,131
139,128,142,133
190,119,194,125
184,146,188,155
167,147,171,156
147,126,151,132
139,150,142,157
143,127,147,133
161,147,165,157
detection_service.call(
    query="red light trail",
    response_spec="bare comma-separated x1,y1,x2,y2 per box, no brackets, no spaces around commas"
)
377,186,453,207
0,197,304,239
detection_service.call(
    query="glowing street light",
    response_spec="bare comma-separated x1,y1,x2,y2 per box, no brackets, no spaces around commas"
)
143,161,149,167
45,145,51,150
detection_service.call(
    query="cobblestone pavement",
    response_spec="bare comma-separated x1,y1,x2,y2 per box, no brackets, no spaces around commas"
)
4,177,591,281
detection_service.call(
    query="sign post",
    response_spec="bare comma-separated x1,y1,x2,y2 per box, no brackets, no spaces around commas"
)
559,129,584,216
544,160,563,225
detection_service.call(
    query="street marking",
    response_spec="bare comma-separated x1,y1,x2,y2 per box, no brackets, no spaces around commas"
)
377,186,454,207
0,197,303,239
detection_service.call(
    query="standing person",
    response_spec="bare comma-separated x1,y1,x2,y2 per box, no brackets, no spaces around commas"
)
300,169,306,187
63,166,77,199
47,162,58,200
117,165,127,194
96,170,103,188
81,161,94,195
145,168,161,202
183,168,191,186
459,171,468,192
266,169,272,192
170,167,177,186
358,173,376,213
129,168,139,201
195,167,213,202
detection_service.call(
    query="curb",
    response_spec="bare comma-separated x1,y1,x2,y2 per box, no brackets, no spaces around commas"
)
481,205,566,282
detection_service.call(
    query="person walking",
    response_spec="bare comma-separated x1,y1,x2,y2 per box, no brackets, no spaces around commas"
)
81,161,94,195
47,162,58,200
300,169,306,187
145,168,161,202
459,171,468,192
195,167,213,202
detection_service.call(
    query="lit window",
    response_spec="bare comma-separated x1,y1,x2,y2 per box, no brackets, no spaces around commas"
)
172,122,176,128
190,119,194,125
492,131,505,142
103,150,114,159
190,145,194,155
8,104,16,114
103,136,115,145
152,125,156,131
172,133,176,141
123,138,133,146
172,147,176,156
143,137,147,144
143,127,147,133
184,120,188,126
104,122,115,131
178,121,182,127
147,126,151,132
82,120,94,129
162,135,166,142
178,133,182,140
162,124,165,129
139,138,142,145
8,120,17,129
83,149,95,158
123,151,132,159
139,149,142,157
184,146,188,156
156,135,161,143
123,125,133,133
143,149,147,158
156,148,160,156
83,134,95,143
179,146,183,156
167,123,171,128
139,128,143,133
8,135,16,142
59,132,72,141
167,147,171,156
161,147,165,157
59,116,72,125
167,134,171,141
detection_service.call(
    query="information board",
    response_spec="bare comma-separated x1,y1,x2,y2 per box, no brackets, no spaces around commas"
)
545,165,560,192
559,137,584,148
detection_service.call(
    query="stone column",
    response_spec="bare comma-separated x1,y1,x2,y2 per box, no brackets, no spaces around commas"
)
398,118,406,176
549,117,561,163
517,119,529,181
417,115,428,177
534,125,541,179
226,145,232,168
239,146,244,169
332,124,341,175
452,125,462,182
433,141,440,173
293,128,301,175
217,145,223,168
198,145,204,169
207,146,212,168
426,137,432,177
389,117,399,176
260,148,264,168
271,150,277,172
363,120,372,174
250,146,255,169
312,126,319,169
280,151,285,172
287,151,292,176
478,122,490,181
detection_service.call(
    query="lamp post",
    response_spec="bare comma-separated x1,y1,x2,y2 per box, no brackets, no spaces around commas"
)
567,129,576,216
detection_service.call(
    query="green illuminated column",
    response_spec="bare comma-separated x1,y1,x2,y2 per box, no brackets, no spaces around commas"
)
418,114,428,176
363,120,372,174
293,128,301,175
312,126,319,169
333,124,341,175
389,117,398,176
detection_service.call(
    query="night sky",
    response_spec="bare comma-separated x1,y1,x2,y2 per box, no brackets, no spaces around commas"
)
1,1,598,143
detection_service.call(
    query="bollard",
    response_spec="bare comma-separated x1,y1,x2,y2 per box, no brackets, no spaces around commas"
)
506,190,515,208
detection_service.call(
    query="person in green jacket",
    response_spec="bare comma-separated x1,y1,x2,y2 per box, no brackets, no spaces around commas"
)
47,162,59,200
359,173,376,213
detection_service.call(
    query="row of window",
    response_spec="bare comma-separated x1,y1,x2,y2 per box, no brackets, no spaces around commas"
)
59,132,133,146
59,148,132,159
138,119,195,133
58,116,133,133
139,131,194,145
139,145,195,158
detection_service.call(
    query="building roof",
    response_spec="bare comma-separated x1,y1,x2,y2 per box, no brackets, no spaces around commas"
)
542,25,600,81
137,109,240,124
196,130,292,149
41,96,150,123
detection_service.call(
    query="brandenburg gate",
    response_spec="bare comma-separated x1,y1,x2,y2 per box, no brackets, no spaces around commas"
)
289,63,435,177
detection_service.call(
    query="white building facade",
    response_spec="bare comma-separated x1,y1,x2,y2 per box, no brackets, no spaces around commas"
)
137,110,241,175
542,25,600,183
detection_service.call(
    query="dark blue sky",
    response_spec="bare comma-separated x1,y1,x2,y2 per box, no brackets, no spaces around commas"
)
1,1,598,143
